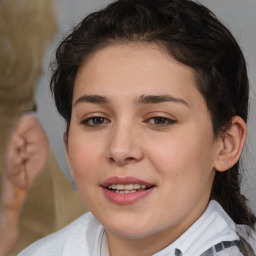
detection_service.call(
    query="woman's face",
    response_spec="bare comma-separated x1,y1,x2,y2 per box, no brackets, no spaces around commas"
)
65,43,221,249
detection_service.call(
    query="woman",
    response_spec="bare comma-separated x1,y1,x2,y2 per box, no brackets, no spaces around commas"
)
19,0,256,255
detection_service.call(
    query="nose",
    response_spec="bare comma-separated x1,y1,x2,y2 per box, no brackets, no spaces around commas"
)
106,122,144,166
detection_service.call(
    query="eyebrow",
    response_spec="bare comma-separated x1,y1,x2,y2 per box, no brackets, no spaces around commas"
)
74,94,110,105
134,94,190,107
74,94,190,108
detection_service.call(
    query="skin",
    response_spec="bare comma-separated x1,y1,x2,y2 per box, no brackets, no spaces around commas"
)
0,113,49,256
65,43,226,256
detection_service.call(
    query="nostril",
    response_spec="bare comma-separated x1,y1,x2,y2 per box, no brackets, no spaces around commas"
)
108,157,115,163
108,156,136,165
125,157,135,161
122,157,137,165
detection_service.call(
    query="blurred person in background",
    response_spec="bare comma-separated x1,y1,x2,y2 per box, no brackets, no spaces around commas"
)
0,1,86,255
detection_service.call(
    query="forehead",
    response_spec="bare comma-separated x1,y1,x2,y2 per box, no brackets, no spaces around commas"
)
73,43,204,108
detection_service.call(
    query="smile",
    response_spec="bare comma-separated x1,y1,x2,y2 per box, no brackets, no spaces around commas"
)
107,184,147,193
102,177,155,205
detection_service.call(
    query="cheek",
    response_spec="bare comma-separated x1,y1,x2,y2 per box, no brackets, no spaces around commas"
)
147,129,216,180
67,139,101,207
67,136,102,181
149,134,215,212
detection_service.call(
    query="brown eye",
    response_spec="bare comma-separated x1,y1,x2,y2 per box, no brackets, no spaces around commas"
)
147,117,176,126
82,116,109,126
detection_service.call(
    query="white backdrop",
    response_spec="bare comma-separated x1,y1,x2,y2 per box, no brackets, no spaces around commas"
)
35,0,256,212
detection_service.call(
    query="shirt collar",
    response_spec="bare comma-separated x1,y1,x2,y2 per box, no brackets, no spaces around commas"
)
153,200,239,256
90,200,239,256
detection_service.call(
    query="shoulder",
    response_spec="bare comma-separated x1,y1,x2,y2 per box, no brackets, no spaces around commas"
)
18,212,96,256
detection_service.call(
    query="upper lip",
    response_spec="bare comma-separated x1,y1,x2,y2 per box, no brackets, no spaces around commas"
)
101,176,153,188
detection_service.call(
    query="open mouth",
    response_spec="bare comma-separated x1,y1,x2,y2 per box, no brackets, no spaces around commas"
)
107,184,153,194
102,178,155,204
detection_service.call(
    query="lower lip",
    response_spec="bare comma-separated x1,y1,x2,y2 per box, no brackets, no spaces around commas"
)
103,187,154,205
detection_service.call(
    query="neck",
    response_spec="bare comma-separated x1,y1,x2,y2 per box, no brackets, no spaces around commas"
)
106,217,195,256
107,231,171,256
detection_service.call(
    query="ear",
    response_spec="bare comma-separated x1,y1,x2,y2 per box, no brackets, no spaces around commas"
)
214,116,247,172
63,132,74,178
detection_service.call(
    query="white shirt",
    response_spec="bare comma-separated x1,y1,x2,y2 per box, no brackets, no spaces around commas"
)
18,200,255,256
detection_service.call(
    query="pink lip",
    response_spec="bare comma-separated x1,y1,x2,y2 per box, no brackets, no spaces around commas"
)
101,176,155,205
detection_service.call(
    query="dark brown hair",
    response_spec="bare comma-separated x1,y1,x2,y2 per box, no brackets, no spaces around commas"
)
50,0,255,228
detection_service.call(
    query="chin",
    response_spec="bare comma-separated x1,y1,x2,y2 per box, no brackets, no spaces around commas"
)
104,220,157,240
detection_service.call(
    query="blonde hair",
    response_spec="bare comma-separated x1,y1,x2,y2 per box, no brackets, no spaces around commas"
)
0,0,57,105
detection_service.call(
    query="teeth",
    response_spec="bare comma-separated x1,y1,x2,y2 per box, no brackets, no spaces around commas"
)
113,190,137,194
125,190,136,193
124,184,133,190
133,184,140,189
107,184,147,191
116,184,125,190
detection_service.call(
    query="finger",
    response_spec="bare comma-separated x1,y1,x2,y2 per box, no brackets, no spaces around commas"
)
6,147,23,163
18,149,36,162
6,152,24,173
15,113,39,134
7,133,25,153
8,166,28,190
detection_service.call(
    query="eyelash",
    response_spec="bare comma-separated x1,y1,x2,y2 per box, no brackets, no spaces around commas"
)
81,116,176,128
146,116,177,126
81,116,110,127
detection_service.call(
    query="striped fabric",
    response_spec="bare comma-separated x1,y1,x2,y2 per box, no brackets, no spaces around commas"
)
175,240,243,256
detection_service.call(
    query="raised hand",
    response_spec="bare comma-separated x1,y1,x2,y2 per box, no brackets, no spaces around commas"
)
0,113,49,255
5,113,49,190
